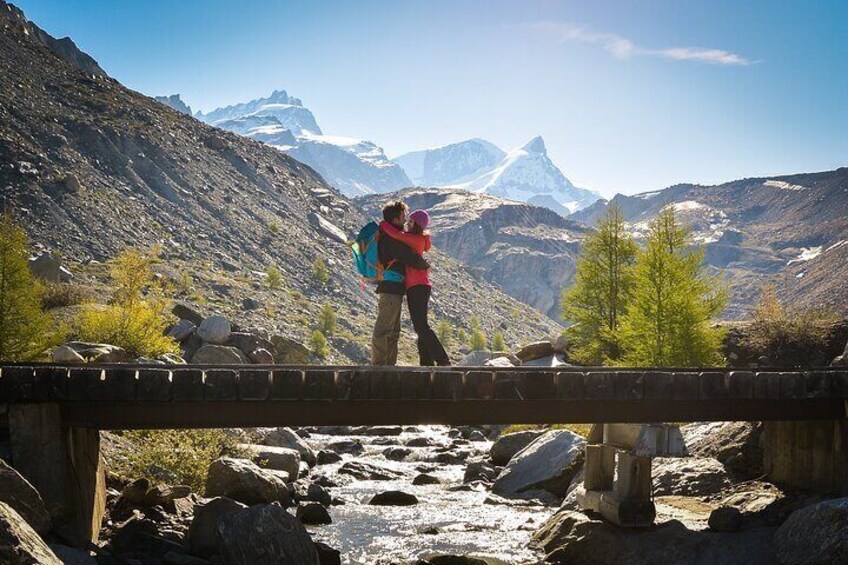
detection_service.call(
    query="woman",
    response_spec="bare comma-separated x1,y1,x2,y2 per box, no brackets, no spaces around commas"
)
379,210,451,366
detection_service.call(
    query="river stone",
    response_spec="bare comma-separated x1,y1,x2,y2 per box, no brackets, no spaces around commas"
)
166,319,196,342
515,340,554,362
190,344,247,364
317,450,342,465
241,444,301,478
0,460,51,534
775,497,848,565
490,430,544,466
652,457,731,497
684,421,763,478
263,427,317,466
709,506,742,532
0,502,62,564
196,315,231,344
428,557,489,565
492,430,584,499
463,461,499,483
383,447,412,461
338,461,403,481
215,503,319,564
406,437,436,448
362,426,404,436
326,440,364,455
204,457,289,505
305,483,332,506
188,497,247,557
51,345,85,364
413,474,442,486
369,491,419,506
315,542,341,565
296,502,332,525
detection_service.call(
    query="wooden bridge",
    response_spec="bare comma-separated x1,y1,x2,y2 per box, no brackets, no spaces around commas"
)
2,364,847,543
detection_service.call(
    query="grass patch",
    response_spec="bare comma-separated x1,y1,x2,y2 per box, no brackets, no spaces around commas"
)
501,423,592,438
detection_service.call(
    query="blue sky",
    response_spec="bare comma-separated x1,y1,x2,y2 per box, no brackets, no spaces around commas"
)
15,0,848,198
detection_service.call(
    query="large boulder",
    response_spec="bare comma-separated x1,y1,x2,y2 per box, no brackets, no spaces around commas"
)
652,457,732,497
338,461,403,481
225,332,274,357
458,351,493,366
307,212,347,244
51,345,85,364
167,319,196,342
28,251,65,283
490,430,544,466
492,430,584,499
215,503,319,564
515,340,554,363
271,335,311,364
0,460,52,534
775,497,848,565
521,354,569,367
463,461,499,483
296,502,332,525
196,315,231,345
369,491,419,506
684,421,763,478
204,457,289,505
241,444,301,479
190,344,248,364
63,341,130,363
0,502,62,564
262,427,316,466
188,497,247,557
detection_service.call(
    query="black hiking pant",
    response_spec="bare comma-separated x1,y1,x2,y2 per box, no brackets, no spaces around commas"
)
406,285,450,366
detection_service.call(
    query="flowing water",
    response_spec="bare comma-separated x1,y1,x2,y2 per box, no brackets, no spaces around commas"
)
302,426,553,564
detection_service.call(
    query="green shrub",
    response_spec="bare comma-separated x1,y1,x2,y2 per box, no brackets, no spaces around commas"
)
309,329,329,359
470,328,487,351
268,221,281,235
312,258,329,284
266,265,283,289
113,429,246,491
457,327,467,346
491,331,506,352
318,303,337,335
436,319,454,349
502,423,592,438
41,282,92,310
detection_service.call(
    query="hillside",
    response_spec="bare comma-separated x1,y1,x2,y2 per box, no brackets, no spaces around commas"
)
0,0,562,362
359,188,588,319
570,169,848,319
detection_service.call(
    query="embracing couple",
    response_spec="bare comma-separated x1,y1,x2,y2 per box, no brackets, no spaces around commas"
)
371,200,451,367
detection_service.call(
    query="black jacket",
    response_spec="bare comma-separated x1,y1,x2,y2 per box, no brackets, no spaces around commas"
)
376,233,429,295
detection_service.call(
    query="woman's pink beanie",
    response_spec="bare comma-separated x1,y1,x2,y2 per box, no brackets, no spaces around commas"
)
409,209,430,229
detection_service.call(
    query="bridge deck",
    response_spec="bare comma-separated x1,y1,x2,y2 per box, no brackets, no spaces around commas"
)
1,365,846,428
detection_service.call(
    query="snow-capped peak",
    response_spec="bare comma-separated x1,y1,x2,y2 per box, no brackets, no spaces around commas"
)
521,135,546,154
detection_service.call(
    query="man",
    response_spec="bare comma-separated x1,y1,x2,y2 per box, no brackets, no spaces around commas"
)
372,200,429,365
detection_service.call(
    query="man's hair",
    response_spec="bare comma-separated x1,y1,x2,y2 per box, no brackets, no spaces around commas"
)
382,200,408,223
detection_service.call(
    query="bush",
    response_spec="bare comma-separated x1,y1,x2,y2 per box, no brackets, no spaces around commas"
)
112,429,246,491
457,327,467,346
266,265,283,289
436,319,454,349
318,303,337,335
312,258,329,284
41,282,92,310
268,221,281,235
309,329,329,359
470,328,487,351
491,331,506,352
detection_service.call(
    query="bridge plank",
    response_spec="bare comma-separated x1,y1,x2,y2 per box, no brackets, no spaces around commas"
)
171,369,204,401
271,370,303,400
672,372,699,400
433,372,462,400
370,371,401,400
779,372,805,399
494,372,521,400
833,370,848,398
303,370,336,401
728,371,754,399
464,371,493,400
614,372,644,400
401,371,431,400
585,372,615,400
642,372,672,399
755,372,781,399
0,367,34,402
804,371,832,399
238,369,270,401
521,371,556,400
100,368,137,401
68,368,103,401
204,370,237,401
136,369,171,402
557,371,584,400
699,372,728,399
45,367,70,401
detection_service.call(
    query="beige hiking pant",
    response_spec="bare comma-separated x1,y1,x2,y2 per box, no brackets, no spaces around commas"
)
372,292,403,365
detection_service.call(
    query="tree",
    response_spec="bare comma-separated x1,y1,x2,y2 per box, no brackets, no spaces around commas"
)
618,206,727,366
470,327,487,351
318,303,337,335
491,331,506,352
456,327,467,347
561,203,637,364
312,258,329,284
266,265,283,289
436,319,454,350
309,329,329,359
0,213,53,361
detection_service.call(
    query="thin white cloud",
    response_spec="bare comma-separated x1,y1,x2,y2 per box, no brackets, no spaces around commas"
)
523,22,752,66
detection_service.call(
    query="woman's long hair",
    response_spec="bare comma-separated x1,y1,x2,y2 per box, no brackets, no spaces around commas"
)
409,221,425,235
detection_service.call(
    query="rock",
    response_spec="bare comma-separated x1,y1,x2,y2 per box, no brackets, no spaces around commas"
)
305,483,332,506
0,460,52,534
463,461,499,483
428,557,489,565
338,461,403,481
167,319,196,342
241,444,301,478
0,502,61,564
28,251,64,283
492,430,584,499
317,450,342,465
314,541,341,565
196,315,231,344
458,351,492,366
271,335,311,364
515,340,554,362
162,551,208,564
62,173,81,193
709,506,742,532
247,348,274,364
296,502,332,525
307,212,347,244
181,333,204,362
51,345,85,364
484,356,514,367
263,427,317,466
652,457,732,497
521,353,569,367
215,503,319,564
224,332,274,356
467,430,486,442
369,491,419,506
553,333,569,354
775,497,848,565
64,341,130,363
413,474,442,486
383,447,412,461
362,425,404,436
684,421,763,478
48,544,97,564
190,344,247,364
172,303,205,326
405,437,436,448
326,440,364,455
241,297,261,311
188,497,246,557
156,352,187,365
204,457,289,505
490,430,544,466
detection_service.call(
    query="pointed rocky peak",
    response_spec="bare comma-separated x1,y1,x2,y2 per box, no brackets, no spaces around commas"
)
154,94,192,115
521,135,547,155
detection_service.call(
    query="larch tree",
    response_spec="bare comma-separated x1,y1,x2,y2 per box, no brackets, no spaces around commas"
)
561,203,637,364
619,206,727,366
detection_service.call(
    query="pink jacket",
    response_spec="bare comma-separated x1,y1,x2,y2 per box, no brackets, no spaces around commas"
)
379,221,431,289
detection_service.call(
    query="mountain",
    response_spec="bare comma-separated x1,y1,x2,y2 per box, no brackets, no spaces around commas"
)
394,136,600,215
358,188,588,319
154,94,192,116
194,91,411,196
569,170,848,319
0,0,562,361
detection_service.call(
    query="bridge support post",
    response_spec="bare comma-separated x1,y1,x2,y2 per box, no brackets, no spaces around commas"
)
764,419,848,493
8,403,105,547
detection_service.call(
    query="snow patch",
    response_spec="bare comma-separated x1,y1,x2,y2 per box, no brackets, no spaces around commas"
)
788,246,823,265
764,180,808,191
